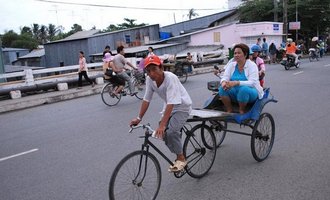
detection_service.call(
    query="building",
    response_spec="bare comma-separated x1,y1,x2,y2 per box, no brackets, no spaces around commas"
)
1,48,29,65
13,48,46,67
44,25,160,67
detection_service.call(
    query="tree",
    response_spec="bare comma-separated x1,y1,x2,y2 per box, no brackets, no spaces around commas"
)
187,8,199,20
48,24,58,41
32,23,40,41
11,34,38,50
1,30,38,50
102,18,148,33
39,25,48,44
1,30,19,47
20,26,33,37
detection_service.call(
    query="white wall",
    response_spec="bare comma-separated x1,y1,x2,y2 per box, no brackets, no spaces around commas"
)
189,23,240,50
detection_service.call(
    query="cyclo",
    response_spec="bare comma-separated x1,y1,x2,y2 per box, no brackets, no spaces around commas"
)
108,86,277,200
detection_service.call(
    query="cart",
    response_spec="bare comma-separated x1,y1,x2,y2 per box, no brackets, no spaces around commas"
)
187,84,278,162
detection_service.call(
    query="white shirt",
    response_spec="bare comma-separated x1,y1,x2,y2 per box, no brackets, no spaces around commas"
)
144,71,192,114
221,59,264,99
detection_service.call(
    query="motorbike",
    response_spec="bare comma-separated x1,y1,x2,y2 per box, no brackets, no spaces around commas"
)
308,48,319,62
280,51,301,70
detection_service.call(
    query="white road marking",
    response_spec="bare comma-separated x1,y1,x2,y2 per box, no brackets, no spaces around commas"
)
324,64,330,67
293,71,304,75
0,149,39,162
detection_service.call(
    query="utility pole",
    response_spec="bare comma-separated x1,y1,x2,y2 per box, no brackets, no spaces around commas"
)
274,0,278,22
283,0,288,41
295,0,298,41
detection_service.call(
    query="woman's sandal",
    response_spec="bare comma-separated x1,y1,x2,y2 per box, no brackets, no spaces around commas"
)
168,160,187,172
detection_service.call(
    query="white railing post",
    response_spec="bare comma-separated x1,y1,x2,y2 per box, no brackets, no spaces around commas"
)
24,69,35,86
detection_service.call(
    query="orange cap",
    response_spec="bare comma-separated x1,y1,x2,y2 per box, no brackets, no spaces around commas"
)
144,55,162,68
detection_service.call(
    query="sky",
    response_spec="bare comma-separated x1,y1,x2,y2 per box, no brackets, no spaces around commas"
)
0,0,229,34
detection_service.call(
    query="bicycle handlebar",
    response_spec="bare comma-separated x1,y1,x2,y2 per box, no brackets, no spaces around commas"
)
129,124,155,134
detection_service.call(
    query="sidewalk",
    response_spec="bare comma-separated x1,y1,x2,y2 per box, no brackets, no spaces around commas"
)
0,66,217,114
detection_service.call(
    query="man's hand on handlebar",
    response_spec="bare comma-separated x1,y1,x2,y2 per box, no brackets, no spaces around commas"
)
130,118,141,127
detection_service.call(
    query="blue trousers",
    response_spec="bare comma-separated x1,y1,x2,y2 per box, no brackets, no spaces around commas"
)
219,85,258,103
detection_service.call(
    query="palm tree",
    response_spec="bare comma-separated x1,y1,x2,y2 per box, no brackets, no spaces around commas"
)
187,8,199,20
39,25,48,44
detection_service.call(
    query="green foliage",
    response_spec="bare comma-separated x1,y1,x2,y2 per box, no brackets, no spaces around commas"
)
101,18,148,33
1,30,38,50
1,30,19,47
11,34,38,50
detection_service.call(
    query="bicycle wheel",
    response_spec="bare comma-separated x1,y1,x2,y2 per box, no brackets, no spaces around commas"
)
133,78,145,100
101,82,121,106
174,66,188,84
109,150,161,200
251,113,275,162
208,120,227,148
183,124,216,178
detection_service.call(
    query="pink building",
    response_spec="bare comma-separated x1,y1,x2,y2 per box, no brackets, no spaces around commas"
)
188,21,284,49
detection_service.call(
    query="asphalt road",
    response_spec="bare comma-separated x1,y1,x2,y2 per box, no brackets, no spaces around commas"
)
1,56,330,200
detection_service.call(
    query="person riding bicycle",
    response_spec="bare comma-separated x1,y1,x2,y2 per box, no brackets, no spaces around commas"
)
286,38,299,65
102,54,125,97
113,45,139,96
250,44,266,88
130,55,192,172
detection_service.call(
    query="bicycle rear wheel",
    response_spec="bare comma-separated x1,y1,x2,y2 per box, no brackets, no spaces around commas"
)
109,150,161,200
174,66,188,84
101,82,121,106
133,77,145,100
251,113,275,162
183,124,216,178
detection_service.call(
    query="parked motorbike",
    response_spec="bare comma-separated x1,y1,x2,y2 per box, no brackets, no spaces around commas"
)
280,52,301,70
308,48,319,62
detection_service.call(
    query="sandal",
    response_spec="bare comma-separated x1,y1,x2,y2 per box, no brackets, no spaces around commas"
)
168,160,187,172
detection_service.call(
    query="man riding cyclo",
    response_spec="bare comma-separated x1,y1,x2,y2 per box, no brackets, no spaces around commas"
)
130,55,192,172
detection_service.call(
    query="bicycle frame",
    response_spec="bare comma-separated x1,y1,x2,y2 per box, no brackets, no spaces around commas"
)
131,124,191,180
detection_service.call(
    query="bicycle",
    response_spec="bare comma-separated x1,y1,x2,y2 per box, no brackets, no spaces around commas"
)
101,70,145,106
108,122,217,200
173,61,188,84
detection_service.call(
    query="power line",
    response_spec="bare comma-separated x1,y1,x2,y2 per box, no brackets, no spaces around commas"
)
36,0,221,11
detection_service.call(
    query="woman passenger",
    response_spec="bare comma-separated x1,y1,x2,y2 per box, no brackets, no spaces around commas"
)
219,43,264,114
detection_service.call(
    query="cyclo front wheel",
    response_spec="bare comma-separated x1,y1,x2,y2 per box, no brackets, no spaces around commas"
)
208,120,227,148
109,150,161,200
183,124,216,178
251,113,275,162
101,82,121,106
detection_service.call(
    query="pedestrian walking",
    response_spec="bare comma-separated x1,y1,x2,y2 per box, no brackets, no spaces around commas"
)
78,51,95,88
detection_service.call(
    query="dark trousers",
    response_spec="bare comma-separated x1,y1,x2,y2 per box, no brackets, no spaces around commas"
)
78,71,93,86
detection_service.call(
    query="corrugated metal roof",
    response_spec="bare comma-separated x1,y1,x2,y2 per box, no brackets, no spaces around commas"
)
19,49,45,59
47,29,101,43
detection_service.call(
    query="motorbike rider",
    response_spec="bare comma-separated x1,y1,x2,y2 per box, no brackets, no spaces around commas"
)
286,38,299,65
309,39,319,58
250,45,266,88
